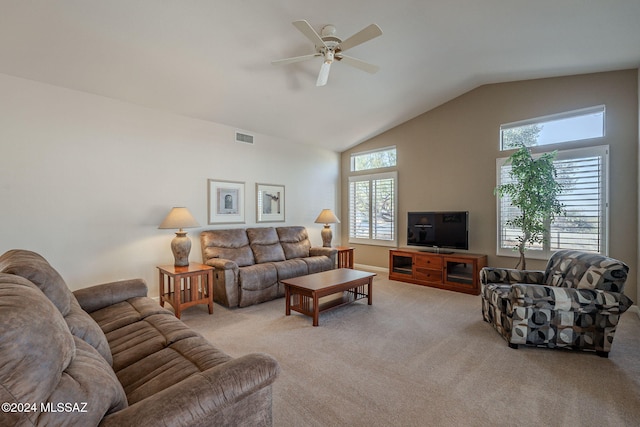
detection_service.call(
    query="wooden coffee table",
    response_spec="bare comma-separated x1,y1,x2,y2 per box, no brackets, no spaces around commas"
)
282,268,376,326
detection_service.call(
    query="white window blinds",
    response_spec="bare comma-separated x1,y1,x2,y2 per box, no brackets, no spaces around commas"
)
349,171,397,246
497,145,608,257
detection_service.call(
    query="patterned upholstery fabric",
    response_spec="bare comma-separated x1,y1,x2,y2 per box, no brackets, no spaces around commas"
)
480,250,633,356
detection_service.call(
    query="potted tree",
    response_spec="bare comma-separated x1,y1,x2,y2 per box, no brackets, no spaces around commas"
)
495,144,564,269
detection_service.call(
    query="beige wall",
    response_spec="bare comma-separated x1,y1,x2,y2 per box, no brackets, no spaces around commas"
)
341,69,639,299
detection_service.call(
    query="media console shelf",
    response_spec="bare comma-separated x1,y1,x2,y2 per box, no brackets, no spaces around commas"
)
389,249,487,295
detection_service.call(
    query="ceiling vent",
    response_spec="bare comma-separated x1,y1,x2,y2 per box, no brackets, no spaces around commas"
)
235,131,254,145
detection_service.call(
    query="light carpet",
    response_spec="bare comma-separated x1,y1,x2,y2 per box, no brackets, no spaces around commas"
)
180,273,640,427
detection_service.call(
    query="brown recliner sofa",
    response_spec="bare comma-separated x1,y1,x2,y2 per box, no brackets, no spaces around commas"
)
0,249,279,427
201,226,337,307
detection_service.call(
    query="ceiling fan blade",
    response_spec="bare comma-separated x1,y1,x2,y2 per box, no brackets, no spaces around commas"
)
292,20,328,49
272,53,321,66
336,54,379,74
337,23,383,52
316,62,331,86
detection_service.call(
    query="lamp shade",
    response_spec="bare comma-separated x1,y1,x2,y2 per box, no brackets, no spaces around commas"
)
314,209,340,225
158,207,200,230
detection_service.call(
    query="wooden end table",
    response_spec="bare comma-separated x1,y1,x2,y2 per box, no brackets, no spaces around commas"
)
157,263,214,318
334,246,355,269
282,268,376,326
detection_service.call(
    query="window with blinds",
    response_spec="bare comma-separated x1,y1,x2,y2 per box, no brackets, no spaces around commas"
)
497,145,609,257
348,171,397,246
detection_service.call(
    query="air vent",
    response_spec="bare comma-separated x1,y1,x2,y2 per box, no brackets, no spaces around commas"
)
235,131,254,145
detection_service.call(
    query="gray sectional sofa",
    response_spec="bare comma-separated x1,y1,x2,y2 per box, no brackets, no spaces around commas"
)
0,249,279,426
200,226,337,307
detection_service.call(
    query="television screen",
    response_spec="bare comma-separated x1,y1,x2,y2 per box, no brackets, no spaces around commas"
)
407,211,469,250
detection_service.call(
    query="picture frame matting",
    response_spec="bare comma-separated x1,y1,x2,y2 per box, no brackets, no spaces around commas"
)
256,183,285,223
208,179,245,224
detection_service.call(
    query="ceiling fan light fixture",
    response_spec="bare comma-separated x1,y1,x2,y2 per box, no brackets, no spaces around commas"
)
316,62,331,86
273,20,382,87
323,50,335,64
320,24,336,37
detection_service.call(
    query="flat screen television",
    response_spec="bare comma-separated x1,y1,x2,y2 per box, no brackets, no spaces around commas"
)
407,211,469,252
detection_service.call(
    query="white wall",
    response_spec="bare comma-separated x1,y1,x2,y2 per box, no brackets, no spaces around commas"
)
0,73,340,297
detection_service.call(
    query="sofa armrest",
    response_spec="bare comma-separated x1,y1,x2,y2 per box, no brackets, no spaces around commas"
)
205,257,238,271
73,279,148,314
203,258,240,307
480,267,545,285
310,247,337,266
99,353,280,427
309,247,337,258
510,283,634,314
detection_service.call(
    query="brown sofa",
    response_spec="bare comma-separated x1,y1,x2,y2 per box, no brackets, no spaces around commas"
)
201,226,336,307
0,250,279,427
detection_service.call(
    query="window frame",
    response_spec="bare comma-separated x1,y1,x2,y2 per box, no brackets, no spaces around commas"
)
348,171,398,247
500,105,606,151
496,145,609,259
350,146,397,172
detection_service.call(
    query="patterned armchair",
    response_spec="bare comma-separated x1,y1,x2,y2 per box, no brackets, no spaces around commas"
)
480,250,633,357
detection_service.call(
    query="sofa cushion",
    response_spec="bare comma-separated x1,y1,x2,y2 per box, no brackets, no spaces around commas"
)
88,298,189,370
247,227,286,264
0,275,75,415
201,229,255,267
591,260,629,293
274,259,308,281
0,249,114,365
238,264,278,292
117,336,232,404
109,314,200,372
90,297,170,334
544,250,629,292
65,297,114,365
41,337,128,426
238,264,279,307
0,274,127,427
577,266,606,290
546,273,564,287
276,226,311,259
303,256,334,274
0,249,73,315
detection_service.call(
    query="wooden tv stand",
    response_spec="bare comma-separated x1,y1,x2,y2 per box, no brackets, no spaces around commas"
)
389,249,487,295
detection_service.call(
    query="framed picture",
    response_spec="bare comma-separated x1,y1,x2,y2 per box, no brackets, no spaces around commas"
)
256,183,285,223
208,179,245,224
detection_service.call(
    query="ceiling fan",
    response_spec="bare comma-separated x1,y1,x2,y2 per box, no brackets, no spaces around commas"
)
272,20,383,86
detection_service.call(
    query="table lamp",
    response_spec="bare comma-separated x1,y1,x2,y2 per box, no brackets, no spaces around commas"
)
158,207,200,266
314,209,340,247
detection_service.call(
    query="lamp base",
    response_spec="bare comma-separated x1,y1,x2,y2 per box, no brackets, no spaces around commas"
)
171,231,191,267
320,225,332,248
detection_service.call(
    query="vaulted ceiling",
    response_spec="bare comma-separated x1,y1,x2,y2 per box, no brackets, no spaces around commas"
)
1,1,639,152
